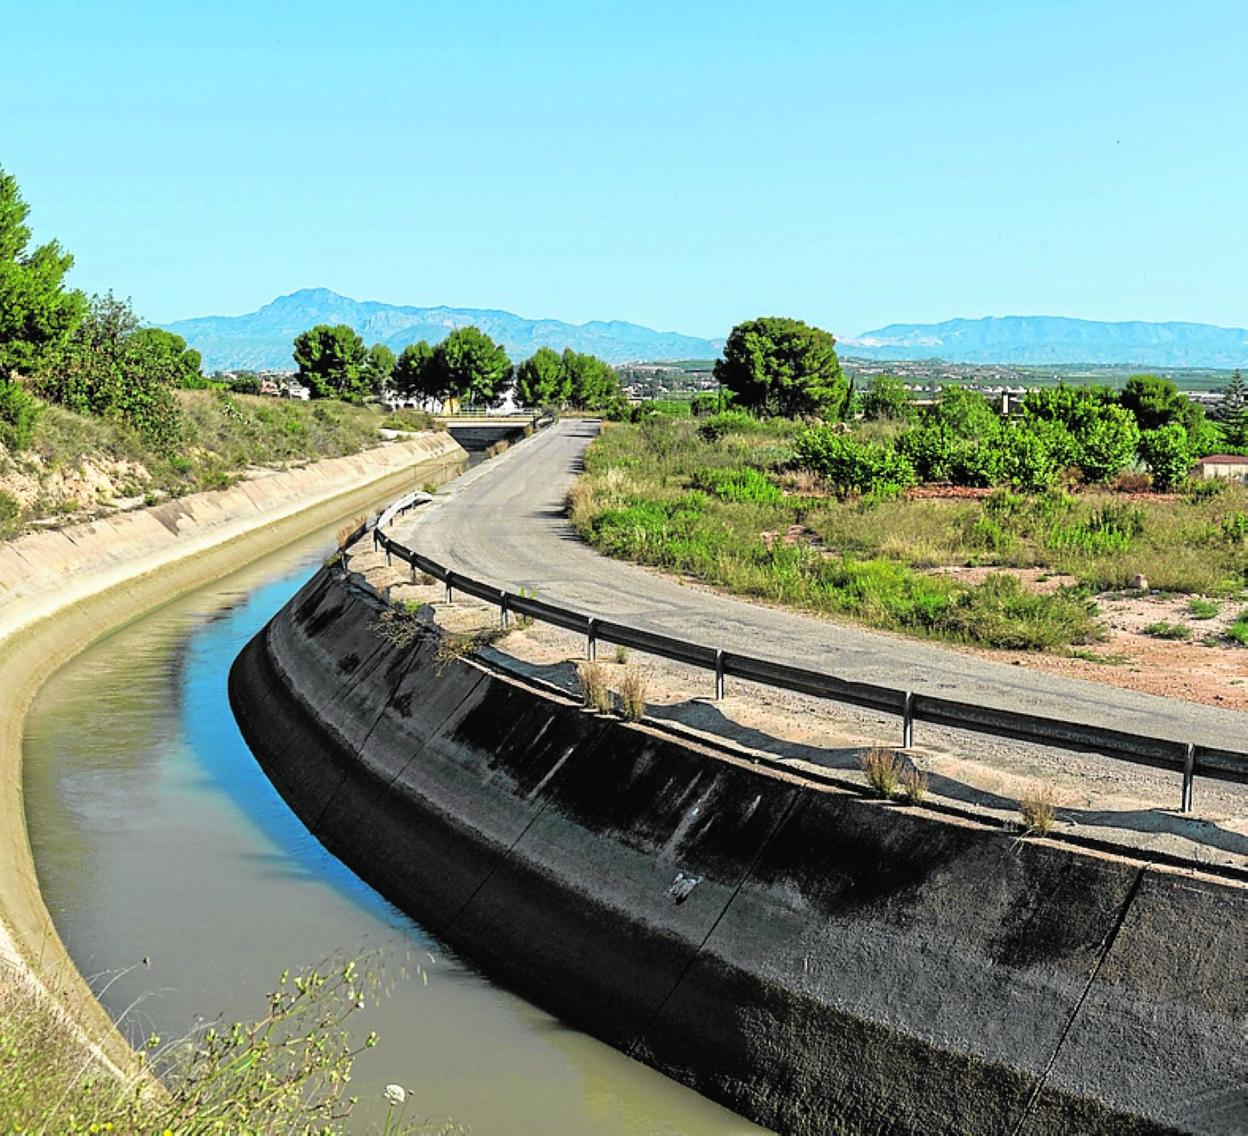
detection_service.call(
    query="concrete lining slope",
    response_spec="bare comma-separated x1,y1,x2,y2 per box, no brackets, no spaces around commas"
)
230,564,1248,1135
0,432,465,1069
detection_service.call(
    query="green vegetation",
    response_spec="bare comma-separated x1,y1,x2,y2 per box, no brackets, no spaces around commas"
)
571,414,1248,651
860,747,903,798
1227,610,1248,647
714,316,848,418
1142,620,1192,641
0,958,449,1135
1187,597,1220,619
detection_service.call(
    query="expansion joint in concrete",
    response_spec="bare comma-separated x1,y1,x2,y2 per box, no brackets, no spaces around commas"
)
630,789,806,1059
1009,864,1149,1135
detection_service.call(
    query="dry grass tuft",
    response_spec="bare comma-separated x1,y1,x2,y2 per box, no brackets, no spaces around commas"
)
1019,783,1058,834
616,667,648,721
577,660,611,713
899,766,928,804
860,747,903,799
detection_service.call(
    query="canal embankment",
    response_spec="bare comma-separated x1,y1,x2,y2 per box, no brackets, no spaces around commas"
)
230,537,1248,1135
0,431,465,1064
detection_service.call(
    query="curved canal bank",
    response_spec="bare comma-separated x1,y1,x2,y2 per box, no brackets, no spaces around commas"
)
25,518,761,1134
231,554,1248,1135
0,432,463,1063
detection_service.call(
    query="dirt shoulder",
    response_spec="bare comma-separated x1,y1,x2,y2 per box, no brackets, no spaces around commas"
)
350,539,1248,881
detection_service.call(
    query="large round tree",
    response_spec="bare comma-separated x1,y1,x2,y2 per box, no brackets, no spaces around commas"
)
433,326,512,406
713,316,847,419
292,323,368,400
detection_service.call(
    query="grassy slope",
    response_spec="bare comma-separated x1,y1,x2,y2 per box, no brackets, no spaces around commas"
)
0,392,437,539
569,417,1248,651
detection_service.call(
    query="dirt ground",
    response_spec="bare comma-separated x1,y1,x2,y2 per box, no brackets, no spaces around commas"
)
350,543,1248,880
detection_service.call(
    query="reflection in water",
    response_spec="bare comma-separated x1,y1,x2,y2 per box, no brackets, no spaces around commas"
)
24,522,764,1134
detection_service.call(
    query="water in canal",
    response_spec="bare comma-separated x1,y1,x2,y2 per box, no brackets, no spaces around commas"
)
23,512,765,1134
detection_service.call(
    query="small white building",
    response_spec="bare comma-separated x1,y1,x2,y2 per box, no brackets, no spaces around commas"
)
1193,454,1248,483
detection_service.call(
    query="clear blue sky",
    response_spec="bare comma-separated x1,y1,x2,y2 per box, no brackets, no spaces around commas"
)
3,0,1245,339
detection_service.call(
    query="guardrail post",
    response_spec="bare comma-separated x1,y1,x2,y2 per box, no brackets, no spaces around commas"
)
1181,742,1195,813
500,590,509,629
902,691,914,749
586,617,597,661
715,649,725,700
445,573,454,604
385,547,392,567
372,528,380,551
410,561,417,582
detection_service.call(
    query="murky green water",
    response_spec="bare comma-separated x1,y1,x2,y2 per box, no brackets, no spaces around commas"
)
23,514,764,1134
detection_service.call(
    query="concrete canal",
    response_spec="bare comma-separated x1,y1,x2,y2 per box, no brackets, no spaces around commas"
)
22,517,764,1134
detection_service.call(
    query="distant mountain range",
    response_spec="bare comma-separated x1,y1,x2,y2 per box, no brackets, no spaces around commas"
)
164,293,1248,371
841,316,1248,369
164,288,724,371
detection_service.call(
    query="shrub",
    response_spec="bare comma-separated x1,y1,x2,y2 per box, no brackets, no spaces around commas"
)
1225,611,1248,646
1019,784,1057,834
860,375,914,422
692,465,782,504
1071,405,1140,483
577,660,611,712
860,747,903,798
796,427,916,497
1142,620,1192,640
616,667,648,721
0,380,41,451
697,409,760,442
1187,597,1219,620
1139,422,1192,491
614,644,629,664
1220,511,1248,544
998,420,1061,492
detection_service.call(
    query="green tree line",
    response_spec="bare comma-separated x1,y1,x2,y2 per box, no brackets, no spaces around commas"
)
289,323,627,413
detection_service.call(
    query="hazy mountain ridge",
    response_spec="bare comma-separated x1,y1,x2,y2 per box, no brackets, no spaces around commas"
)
843,315,1248,368
164,288,724,370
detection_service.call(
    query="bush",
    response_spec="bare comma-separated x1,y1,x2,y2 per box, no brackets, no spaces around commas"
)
1139,422,1193,491
697,409,760,442
795,426,916,497
860,375,913,422
1142,620,1191,640
692,466,782,504
0,379,40,451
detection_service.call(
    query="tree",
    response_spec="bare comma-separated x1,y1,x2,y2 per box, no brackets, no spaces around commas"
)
361,343,396,397
432,327,512,406
515,346,571,407
36,293,183,449
292,324,367,400
0,379,40,451
0,166,86,377
859,374,913,421
1120,374,1203,434
1215,370,1245,422
392,340,437,402
1139,422,1192,490
561,349,620,411
713,317,847,419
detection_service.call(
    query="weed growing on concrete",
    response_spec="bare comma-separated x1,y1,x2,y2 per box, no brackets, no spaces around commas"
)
617,667,648,721
369,606,430,649
899,766,928,805
860,747,903,799
577,660,611,713
435,627,505,673
1019,784,1057,834
614,644,630,664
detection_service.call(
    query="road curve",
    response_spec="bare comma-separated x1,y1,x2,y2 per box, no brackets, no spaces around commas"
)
398,419,1244,750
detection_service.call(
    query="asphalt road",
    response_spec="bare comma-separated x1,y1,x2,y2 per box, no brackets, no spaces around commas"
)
398,419,1244,751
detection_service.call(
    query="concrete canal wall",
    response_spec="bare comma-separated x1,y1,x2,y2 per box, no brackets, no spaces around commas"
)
230,565,1247,1136
0,431,465,1064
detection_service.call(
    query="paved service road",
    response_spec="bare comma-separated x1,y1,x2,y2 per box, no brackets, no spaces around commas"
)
398,419,1244,751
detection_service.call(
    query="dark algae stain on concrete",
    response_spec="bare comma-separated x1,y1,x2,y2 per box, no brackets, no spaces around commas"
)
231,565,1248,1136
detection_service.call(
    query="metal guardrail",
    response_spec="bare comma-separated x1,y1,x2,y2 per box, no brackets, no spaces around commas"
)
363,506,1247,815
